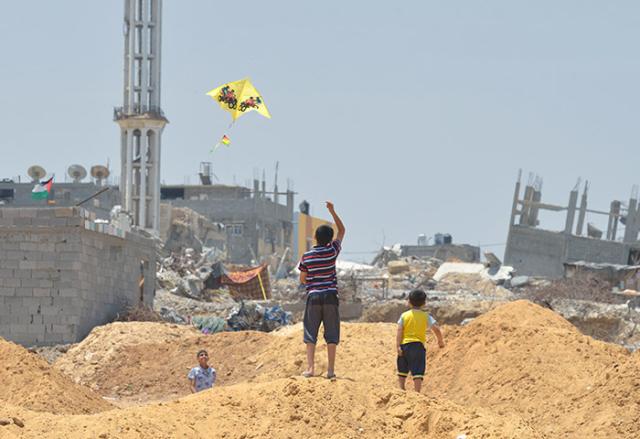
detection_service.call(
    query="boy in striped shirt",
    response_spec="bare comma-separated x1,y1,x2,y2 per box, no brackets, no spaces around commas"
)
298,201,345,379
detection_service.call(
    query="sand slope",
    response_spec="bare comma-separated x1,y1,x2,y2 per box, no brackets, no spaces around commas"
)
0,378,542,439
1,300,638,438
0,338,112,415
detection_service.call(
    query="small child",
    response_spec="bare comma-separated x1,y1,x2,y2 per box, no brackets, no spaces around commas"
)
396,289,445,392
188,349,216,393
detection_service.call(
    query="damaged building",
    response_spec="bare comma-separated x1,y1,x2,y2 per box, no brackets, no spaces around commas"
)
504,171,640,278
160,168,295,265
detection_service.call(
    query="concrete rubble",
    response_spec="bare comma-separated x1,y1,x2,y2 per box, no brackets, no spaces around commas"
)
151,218,640,351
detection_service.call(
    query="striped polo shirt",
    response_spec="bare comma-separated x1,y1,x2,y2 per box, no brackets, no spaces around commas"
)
298,240,342,296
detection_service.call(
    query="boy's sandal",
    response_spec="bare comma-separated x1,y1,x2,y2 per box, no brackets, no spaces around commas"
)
301,371,313,378
326,373,337,380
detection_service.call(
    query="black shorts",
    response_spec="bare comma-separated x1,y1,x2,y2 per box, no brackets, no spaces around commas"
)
303,291,340,344
397,342,426,379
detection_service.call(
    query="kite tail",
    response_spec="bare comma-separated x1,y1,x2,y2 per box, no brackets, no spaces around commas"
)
211,120,237,154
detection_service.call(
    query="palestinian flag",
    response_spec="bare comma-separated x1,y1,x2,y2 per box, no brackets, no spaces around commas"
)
221,134,231,145
31,176,53,200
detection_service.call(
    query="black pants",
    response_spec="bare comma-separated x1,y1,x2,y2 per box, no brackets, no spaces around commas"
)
303,291,340,344
397,342,426,379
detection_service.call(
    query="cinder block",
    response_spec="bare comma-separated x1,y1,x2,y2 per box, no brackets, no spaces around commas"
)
41,306,62,317
34,261,55,270
10,323,30,333
15,288,33,297
0,287,15,296
5,251,25,260
52,324,72,333
13,218,32,226
20,279,41,288
67,217,83,227
58,288,78,297
50,218,70,227
0,260,19,269
19,243,39,252
32,288,52,297
19,209,38,218
54,207,74,218
14,270,32,279
44,332,64,343
2,278,20,288
32,270,59,280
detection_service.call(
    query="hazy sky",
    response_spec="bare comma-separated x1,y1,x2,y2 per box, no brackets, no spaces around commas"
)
1,1,639,261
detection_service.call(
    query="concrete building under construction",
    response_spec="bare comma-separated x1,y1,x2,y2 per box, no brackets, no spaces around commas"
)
504,171,640,278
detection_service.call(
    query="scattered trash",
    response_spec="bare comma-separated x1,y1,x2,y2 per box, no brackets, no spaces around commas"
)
226,301,291,332
192,315,226,334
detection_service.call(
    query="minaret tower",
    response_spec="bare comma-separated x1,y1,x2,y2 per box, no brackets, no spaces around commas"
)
115,0,167,233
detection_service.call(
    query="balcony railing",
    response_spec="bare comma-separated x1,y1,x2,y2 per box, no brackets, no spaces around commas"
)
114,105,165,120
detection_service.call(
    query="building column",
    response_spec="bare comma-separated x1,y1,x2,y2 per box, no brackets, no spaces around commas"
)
564,190,579,235
125,129,134,212
624,198,638,243
127,0,136,111
151,128,161,232
139,128,148,228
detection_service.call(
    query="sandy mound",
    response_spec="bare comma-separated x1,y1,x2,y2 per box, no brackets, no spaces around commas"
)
558,353,640,437
0,379,542,439
10,300,638,438
54,322,276,404
0,337,112,415
423,300,630,436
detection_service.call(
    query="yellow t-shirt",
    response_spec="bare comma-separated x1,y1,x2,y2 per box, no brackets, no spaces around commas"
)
398,309,436,345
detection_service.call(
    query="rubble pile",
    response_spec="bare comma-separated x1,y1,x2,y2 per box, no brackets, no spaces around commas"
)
157,248,216,300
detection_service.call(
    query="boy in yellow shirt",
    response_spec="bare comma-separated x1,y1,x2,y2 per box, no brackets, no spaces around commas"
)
396,289,445,392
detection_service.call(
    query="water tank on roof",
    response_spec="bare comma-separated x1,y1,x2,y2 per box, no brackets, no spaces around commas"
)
434,233,444,245
443,234,452,244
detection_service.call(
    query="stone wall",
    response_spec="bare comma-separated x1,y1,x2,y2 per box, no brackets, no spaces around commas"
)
0,207,155,346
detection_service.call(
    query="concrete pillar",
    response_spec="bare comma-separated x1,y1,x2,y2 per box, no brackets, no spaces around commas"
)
519,185,533,226
286,190,294,213
253,179,260,199
140,0,149,110
139,129,148,228
125,129,134,212
152,0,162,105
152,128,162,232
529,189,542,227
564,190,578,235
509,176,521,227
125,0,136,111
624,198,638,243
576,184,588,236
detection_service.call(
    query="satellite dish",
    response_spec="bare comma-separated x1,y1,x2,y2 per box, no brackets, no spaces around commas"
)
91,165,110,186
27,165,47,182
67,164,87,183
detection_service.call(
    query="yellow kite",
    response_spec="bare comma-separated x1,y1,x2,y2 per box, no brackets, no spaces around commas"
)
206,78,271,121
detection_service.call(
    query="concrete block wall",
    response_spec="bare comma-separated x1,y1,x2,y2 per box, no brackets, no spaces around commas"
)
504,225,637,278
0,207,155,346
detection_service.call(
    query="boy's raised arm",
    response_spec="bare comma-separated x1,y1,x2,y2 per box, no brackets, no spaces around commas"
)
325,201,345,242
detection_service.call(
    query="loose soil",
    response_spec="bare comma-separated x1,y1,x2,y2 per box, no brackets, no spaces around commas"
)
1,300,638,438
